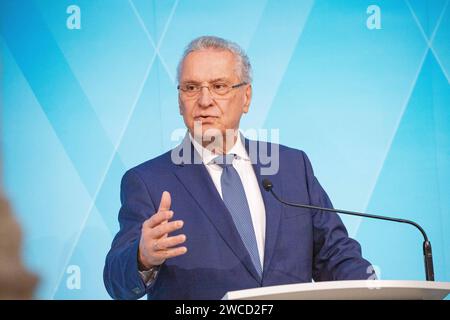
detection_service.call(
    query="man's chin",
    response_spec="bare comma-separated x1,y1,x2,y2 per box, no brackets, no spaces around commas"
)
194,130,222,143
191,124,222,139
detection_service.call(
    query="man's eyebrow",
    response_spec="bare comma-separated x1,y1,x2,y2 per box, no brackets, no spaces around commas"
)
209,78,229,83
180,78,230,84
180,79,200,84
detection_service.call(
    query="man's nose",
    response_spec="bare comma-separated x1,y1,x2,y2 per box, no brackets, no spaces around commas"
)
197,86,214,107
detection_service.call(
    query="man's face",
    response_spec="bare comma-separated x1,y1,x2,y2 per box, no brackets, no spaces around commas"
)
178,49,252,142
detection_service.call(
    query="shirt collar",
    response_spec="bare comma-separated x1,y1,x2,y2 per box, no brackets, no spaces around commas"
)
189,132,250,165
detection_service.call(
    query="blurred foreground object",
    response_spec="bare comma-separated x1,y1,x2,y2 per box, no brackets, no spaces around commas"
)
0,193,38,299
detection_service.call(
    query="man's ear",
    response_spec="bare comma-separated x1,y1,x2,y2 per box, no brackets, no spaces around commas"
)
243,84,252,113
178,96,184,115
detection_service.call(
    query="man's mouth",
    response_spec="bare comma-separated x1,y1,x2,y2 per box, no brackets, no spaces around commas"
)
194,116,218,123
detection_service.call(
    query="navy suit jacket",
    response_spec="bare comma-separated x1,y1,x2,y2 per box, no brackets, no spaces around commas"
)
104,138,374,300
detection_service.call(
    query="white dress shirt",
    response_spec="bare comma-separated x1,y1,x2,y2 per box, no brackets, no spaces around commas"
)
189,133,266,267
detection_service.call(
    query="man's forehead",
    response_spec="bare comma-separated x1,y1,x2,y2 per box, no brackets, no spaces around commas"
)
180,49,239,81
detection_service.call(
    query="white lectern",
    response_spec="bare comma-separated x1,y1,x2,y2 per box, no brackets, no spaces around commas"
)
223,280,450,300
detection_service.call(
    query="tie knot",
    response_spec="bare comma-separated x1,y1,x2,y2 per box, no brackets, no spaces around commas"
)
213,154,236,168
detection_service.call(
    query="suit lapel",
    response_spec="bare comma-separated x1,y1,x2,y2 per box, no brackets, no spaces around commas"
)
244,138,283,278
172,137,262,283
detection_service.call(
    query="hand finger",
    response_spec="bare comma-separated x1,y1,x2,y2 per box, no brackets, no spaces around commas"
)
154,234,186,251
151,220,184,239
154,246,188,260
146,210,173,228
158,191,171,212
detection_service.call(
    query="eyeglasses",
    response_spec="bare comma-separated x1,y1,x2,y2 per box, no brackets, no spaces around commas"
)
177,81,247,98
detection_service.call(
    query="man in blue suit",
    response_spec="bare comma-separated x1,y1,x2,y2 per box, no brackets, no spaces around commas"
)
104,36,375,300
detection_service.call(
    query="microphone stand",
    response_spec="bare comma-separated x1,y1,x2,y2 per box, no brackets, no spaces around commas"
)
262,179,435,281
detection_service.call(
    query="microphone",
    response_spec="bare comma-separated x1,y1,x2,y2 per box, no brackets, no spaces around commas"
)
262,179,435,281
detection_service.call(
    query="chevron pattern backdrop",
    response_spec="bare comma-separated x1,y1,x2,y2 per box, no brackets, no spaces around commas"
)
1,0,449,299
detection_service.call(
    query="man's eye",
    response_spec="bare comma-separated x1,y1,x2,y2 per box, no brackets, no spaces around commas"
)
213,83,228,90
185,85,197,91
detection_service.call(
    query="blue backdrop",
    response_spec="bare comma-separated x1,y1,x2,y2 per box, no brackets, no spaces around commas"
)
1,0,449,299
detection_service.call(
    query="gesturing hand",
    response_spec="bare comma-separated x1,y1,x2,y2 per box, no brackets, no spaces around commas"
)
138,191,187,269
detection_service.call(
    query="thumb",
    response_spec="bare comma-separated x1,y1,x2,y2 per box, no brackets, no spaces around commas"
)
158,191,171,211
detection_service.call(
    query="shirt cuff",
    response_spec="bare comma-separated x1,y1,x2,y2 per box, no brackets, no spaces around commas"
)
138,265,160,287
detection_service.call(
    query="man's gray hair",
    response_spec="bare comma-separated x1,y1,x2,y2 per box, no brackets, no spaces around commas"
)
177,36,252,84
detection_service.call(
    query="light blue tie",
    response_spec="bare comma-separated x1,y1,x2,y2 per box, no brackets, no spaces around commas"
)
214,154,263,278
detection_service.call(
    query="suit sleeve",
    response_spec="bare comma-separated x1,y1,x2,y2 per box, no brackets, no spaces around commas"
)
103,169,157,300
300,151,376,281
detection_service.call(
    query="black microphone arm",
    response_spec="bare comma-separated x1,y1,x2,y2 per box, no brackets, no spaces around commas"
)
262,179,435,281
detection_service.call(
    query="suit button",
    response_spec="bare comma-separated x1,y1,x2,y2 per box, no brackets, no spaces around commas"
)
132,287,142,295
